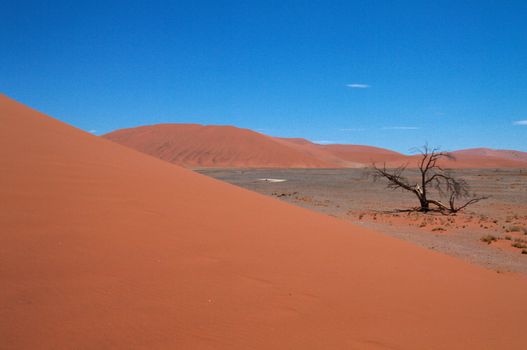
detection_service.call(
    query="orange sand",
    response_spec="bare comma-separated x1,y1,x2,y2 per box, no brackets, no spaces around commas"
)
320,143,405,165
104,124,335,168
2,94,527,349
274,138,353,167
452,148,527,162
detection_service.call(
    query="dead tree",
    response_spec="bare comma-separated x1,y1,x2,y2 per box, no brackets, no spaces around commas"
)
373,145,488,214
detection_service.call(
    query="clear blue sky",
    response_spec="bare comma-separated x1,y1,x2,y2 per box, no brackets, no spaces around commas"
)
2,0,526,152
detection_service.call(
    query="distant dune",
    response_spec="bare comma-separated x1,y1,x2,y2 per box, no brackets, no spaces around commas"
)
2,94,527,348
103,124,335,168
385,152,527,169
105,124,527,169
274,137,354,167
320,143,405,165
452,148,527,163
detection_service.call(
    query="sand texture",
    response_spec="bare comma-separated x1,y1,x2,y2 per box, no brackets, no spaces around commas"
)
2,94,527,349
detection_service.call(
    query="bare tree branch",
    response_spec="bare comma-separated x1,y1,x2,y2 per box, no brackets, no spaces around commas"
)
371,144,488,214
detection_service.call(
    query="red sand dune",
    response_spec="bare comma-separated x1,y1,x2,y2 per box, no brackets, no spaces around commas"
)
320,143,405,165
382,153,527,169
436,154,527,168
269,142,527,169
103,124,335,168
105,124,527,168
273,140,527,169
274,138,353,167
2,94,527,349
452,148,527,162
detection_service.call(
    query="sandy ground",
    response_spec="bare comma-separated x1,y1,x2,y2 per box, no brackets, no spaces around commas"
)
199,168,527,275
2,94,527,349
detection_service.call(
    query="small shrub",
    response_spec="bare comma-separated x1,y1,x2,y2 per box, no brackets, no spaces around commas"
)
504,235,512,240
511,242,527,249
432,227,446,232
506,225,527,233
481,235,497,244
522,249,527,255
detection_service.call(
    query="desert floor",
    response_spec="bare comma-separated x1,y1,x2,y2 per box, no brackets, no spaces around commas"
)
199,168,527,275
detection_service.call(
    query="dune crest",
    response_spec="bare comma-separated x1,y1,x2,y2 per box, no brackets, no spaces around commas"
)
2,94,527,349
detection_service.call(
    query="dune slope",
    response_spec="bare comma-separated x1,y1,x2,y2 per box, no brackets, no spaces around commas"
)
451,148,527,164
274,137,354,167
103,124,336,168
320,143,405,165
1,94,527,349
383,153,527,169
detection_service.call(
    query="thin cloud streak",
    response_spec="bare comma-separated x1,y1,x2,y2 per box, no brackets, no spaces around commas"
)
312,140,337,144
382,126,420,130
346,83,370,88
340,128,366,131
513,120,527,125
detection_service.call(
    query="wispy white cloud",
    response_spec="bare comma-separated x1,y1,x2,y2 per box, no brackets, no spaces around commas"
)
513,120,527,126
339,128,366,131
346,83,370,89
382,126,420,130
89,129,97,133
312,140,337,144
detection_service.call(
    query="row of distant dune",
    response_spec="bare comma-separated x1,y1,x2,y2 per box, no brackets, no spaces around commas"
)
103,123,527,169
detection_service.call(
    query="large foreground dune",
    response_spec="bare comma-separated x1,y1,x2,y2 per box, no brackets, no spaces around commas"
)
2,94,527,349
104,124,527,169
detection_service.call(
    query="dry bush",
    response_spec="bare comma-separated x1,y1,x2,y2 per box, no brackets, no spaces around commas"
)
372,145,487,214
506,226,527,234
481,235,497,244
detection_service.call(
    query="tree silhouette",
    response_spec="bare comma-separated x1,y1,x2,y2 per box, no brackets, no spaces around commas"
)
373,145,488,213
